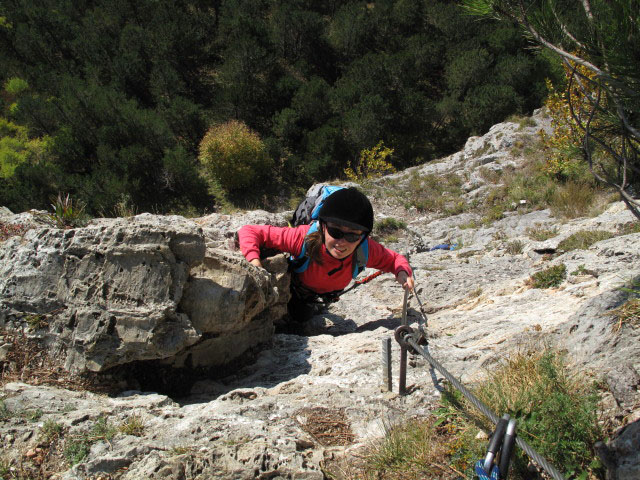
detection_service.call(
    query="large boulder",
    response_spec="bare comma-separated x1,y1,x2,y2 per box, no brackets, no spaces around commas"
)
0,213,289,374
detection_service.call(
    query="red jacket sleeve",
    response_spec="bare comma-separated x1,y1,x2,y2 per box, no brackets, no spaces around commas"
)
366,237,413,277
237,224,310,262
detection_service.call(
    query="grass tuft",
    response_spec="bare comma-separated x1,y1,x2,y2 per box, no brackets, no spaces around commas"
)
526,224,559,241
119,414,145,437
528,264,567,289
557,230,613,251
506,240,524,254
609,280,640,332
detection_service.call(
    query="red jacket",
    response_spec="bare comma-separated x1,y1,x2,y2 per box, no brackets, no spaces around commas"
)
238,224,412,294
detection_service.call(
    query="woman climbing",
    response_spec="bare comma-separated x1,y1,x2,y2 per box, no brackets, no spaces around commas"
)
237,187,414,320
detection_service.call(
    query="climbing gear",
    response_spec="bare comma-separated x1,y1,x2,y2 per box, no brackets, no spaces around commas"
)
291,184,344,227
316,186,374,232
391,285,565,480
475,460,500,480
293,269,384,306
338,270,383,296
475,414,518,480
289,185,370,279
392,322,566,480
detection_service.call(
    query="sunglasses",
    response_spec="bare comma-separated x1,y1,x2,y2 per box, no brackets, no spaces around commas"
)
325,225,363,243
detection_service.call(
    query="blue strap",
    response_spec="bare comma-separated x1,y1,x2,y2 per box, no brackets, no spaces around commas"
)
475,460,500,480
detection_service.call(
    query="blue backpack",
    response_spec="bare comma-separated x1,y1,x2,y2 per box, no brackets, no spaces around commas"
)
290,185,369,279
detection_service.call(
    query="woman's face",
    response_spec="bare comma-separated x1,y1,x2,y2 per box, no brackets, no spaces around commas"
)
323,222,364,259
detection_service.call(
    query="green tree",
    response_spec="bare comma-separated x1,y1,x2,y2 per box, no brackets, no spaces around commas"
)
0,0,215,214
464,0,640,219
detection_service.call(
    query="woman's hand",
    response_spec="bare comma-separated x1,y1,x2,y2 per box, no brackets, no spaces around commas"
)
249,258,263,268
396,270,415,291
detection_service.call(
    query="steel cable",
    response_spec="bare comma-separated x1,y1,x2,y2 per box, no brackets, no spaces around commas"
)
403,334,566,480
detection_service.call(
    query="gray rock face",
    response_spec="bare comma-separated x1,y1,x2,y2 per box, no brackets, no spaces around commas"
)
0,214,289,373
1,109,638,479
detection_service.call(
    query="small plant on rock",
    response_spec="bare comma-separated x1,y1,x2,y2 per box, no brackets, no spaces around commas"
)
64,415,117,465
526,224,559,241
50,193,87,228
506,240,524,255
374,217,406,234
529,264,567,289
557,230,614,251
344,141,396,181
41,419,64,443
609,280,640,332
119,414,145,437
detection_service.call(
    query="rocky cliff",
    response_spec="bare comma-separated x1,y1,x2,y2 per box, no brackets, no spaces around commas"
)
0,109,638,479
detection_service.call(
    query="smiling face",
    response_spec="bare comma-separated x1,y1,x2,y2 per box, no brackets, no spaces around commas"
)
323,222,364,259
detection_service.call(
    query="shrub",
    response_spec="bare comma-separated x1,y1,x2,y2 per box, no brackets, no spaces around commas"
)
344,140,396,181
529,264,566,288
64,415,117,465
4,77,29,95
198,120,273,192
557,230,614,251
50,193,88,228
374,217,406,234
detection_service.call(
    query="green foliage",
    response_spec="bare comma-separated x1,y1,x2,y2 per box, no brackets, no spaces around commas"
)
374,217,407,234
64,415,117,466
0,0,559,212
549,181,604,219
404,172,465,214
64,437,91,466
0,117,52,179
529,264,567,289
4,77,28,95
199,120,273,192
41,419,63,443
0,400,9,422
610,279,640,331
0,0,214,214
526,224,559,241
475,350,603,478
50,193,87,228
557,231,614,252
463,0,640,220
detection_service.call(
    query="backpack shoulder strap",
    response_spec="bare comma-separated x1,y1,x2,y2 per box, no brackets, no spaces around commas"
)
289,221,319,273
352,239,369,278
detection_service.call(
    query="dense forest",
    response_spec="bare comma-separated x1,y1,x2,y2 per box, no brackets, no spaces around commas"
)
0,0,562,215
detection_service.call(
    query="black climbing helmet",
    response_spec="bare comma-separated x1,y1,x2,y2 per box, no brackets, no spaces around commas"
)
318,187,374,233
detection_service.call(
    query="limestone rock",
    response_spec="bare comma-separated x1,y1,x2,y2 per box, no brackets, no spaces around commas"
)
0,214,289,373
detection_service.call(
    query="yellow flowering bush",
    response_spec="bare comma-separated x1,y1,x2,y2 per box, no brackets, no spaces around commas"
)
344,141,396,181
